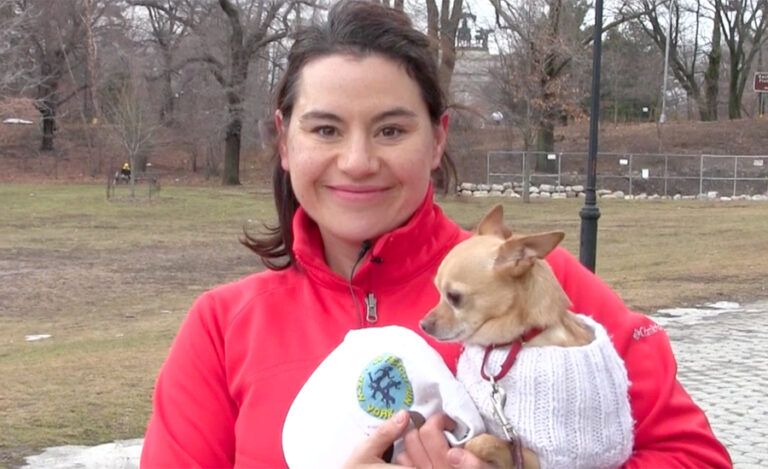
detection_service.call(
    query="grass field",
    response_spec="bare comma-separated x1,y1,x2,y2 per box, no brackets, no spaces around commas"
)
1,183,767,467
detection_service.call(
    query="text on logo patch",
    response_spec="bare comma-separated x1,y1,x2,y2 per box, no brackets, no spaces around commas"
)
357,354,414,419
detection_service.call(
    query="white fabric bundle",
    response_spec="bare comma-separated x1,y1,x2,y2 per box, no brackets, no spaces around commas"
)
456,314,634,469
283,326,486,469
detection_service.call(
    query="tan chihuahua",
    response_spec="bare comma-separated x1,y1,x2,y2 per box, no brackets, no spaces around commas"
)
420,204,594,468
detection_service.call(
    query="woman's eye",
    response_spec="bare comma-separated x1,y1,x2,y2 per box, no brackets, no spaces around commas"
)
446,291,462,307
379,126,403,138
314,126,338,137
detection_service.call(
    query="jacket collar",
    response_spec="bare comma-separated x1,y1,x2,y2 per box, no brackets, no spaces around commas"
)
292,185,464,290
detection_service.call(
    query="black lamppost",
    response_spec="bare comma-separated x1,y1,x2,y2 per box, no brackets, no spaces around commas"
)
579,0,604,272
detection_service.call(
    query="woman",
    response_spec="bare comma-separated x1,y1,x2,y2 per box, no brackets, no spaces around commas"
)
140,1,731,468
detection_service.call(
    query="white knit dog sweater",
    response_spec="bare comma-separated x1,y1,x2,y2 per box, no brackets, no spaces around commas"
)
456,314,634,469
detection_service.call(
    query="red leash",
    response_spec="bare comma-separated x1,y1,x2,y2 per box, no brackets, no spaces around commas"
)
480,328,542,381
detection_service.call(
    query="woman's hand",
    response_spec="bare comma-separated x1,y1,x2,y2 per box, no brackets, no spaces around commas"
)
342,410,411,469
394,412,497,469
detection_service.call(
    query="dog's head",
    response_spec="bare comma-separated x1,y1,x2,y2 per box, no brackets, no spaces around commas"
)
420,204,569,346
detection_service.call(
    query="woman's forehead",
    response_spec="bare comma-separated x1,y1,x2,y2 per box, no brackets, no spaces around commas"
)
293,54,427,117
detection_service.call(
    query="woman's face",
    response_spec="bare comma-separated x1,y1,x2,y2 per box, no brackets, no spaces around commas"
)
277,54,448,255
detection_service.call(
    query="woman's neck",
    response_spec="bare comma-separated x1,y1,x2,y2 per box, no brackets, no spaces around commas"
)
320,229,372,279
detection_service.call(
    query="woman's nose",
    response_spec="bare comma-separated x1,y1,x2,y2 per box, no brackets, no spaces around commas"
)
337,133,379,177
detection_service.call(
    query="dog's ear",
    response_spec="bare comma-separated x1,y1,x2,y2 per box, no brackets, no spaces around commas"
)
494,231,565,276
475,204,512,239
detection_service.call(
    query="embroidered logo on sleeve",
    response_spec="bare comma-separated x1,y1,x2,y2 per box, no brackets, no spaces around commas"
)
632,323,663,340
357,354,414,419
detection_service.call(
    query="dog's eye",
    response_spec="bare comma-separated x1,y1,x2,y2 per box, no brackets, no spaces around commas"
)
446,291,462,307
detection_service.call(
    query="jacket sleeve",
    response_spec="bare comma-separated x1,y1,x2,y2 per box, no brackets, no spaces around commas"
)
547,247,732,469
141,293,237,468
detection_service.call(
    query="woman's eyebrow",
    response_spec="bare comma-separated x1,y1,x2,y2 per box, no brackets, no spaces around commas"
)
372,107,417,123
299,111,343,123
298,107,417,124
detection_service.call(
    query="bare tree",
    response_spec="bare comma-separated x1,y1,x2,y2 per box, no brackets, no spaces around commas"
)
633,0,724,120
134,0,200,125
10,0,93,151
0,0,36,93
104,80,158,197
425,0,465,96
129,0,308,185
489,0,586,159
716,0,768,118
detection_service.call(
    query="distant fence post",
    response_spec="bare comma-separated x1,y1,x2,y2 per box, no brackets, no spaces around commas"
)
699,154,704,195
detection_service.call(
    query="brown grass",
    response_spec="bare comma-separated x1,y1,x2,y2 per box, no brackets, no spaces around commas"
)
1,183,766,467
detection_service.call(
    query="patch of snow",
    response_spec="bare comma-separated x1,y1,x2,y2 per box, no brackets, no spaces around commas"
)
25,334,51,342
23,439,143,469
654,302,744,326
3,118,34,125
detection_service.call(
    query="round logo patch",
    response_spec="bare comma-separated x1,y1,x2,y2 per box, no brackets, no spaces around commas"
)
357,354,414,420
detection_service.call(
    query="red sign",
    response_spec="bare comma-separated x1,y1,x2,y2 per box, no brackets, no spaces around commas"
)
756,72,768,92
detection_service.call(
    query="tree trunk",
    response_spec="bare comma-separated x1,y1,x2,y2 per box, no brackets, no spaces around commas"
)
222,118,242,185
160,50,175,125
728,59,742,119
535,120,557,172
41,105,56,151
702,1,721,121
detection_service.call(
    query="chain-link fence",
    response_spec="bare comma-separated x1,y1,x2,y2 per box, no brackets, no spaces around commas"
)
486,151,768,197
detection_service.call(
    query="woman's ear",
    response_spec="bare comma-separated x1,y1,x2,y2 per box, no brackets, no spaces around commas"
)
275,110,289,171
431,112,450,170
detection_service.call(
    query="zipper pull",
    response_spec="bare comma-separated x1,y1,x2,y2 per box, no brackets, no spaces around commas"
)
365,292,378,323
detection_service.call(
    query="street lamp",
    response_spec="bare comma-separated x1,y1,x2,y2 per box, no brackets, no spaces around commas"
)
578,0,604,272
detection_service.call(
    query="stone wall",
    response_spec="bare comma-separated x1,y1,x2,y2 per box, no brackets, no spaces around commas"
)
457,182,768,201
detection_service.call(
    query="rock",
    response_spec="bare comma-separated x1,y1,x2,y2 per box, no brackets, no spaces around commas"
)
477,184,491,191
673,194,682,200
473,190,489,197
596,189,612,196
539,192,551,198
490,184,504,192
459,190,473,197
707,191,719,199
539,184,555,193
529,186,540,194
720,197,732,201
552,192,567,199
530,193,541,198
489,190,503,197
460,182,475,191
613,191,625,199
502,182,513,190
572,185,585,192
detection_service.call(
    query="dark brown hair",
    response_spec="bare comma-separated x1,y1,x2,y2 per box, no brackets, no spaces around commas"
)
241,0,456,270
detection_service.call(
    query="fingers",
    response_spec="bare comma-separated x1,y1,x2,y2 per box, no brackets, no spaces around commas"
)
446,448,498,469
400,412,457,468
343,410,410,468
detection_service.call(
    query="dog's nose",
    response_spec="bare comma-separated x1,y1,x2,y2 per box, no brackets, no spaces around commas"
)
419,317,434,334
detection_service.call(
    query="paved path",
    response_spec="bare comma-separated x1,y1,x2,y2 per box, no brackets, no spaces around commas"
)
23,301,768,468
655,300,768,468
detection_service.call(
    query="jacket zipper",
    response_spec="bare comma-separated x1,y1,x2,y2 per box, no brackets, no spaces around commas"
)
365,292,378,324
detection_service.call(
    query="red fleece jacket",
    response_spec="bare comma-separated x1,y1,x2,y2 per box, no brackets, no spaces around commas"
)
141,192,731,468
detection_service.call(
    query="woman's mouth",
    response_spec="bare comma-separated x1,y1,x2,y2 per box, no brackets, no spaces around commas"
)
327,185,390,202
